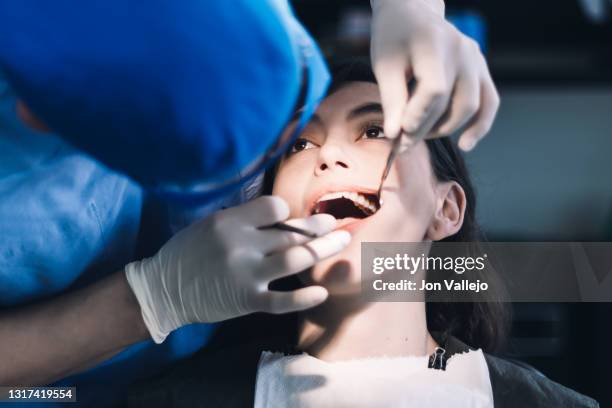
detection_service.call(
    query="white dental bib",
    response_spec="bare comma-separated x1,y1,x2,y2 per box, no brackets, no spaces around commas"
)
254,348,493,407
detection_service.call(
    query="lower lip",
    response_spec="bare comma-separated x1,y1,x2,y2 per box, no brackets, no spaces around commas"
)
334,216,370,234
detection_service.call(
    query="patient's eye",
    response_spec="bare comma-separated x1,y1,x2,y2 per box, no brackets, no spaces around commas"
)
290,138,316,154
361,124,385,139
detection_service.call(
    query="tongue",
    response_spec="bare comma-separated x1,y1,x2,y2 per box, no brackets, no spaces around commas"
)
315,197,367,219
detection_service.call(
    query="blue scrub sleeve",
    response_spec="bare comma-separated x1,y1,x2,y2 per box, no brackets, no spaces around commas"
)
0,0,326,198
0,75,215,407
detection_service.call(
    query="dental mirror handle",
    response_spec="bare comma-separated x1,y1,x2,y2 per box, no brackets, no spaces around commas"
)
259,222,319,238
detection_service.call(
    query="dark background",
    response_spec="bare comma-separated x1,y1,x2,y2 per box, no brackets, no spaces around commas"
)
292,0,612,405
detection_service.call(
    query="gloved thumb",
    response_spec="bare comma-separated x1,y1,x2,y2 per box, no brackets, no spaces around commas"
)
372,56,410,139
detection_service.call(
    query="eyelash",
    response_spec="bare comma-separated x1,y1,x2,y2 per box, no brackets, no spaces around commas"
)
359,122,385,140
289,138,317,154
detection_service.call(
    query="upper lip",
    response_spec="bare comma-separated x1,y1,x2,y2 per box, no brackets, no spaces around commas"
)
305,184,379,216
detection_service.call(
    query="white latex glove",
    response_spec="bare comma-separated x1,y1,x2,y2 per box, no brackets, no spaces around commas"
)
125,196,350,343
370,0,500,151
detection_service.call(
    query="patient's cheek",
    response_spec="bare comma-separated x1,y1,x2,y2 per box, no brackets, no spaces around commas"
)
384,204,430,242
378,169,433,240
388,147,436,231
272,169,303,217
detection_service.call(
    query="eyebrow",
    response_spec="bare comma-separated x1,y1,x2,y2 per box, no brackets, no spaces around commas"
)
346,102,383,120
288,101,382,126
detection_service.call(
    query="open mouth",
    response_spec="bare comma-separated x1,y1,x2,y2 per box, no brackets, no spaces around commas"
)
311,191,380,219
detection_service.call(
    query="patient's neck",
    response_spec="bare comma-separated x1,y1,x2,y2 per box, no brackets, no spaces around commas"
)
298,298,437,362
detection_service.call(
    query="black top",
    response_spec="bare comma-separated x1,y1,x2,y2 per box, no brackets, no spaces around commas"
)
126,333,598,408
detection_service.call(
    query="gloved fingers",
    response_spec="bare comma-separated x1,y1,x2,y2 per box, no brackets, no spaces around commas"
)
220,195,290,227
260,286,329,314
258,230,351,282
400,57,454,142
258,214,337,254
431,68,480,138
457,69,500,151
372,54,410,139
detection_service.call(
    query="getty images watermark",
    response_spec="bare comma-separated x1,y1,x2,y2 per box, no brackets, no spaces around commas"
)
361,242,612,302
371,251,489,293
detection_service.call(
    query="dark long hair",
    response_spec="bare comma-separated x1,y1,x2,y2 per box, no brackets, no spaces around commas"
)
272,60,509,352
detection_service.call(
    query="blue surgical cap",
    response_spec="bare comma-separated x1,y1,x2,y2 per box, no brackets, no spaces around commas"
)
0,0,329,201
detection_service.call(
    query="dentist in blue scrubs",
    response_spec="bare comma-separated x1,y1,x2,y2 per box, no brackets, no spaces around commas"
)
0,0,499,406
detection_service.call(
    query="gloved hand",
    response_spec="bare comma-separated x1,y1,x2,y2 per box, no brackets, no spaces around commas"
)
370,0,500,151
125,196,350,344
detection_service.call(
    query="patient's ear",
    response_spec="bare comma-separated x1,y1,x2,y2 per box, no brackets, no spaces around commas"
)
16,100,51,133
426,181,466,241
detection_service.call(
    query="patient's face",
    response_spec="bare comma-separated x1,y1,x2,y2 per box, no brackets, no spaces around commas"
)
273,82,441,290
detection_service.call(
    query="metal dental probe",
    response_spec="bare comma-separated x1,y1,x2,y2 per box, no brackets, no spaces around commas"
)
260,222,319,238
376,131,422,207
376,78,421,205
376,131,404,207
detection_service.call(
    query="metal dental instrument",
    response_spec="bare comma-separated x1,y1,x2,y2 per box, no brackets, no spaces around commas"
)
376,131,404,207
376,78,421,206
376,130,423,207
260,222,319,238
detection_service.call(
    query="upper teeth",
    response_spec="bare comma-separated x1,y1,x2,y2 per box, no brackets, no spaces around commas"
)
315,191,377,215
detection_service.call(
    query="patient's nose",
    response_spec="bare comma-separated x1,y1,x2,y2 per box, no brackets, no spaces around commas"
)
315,144,352,175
